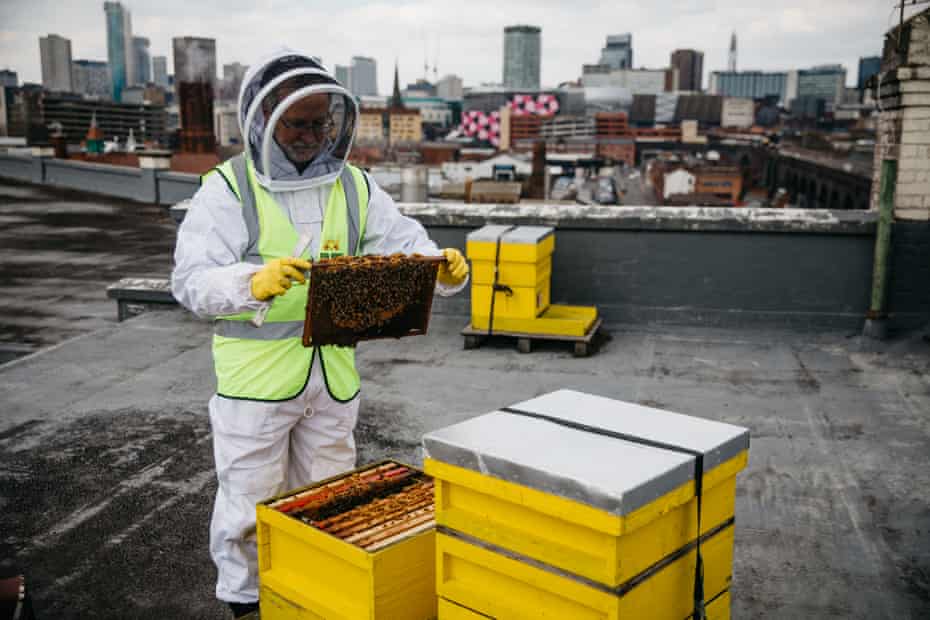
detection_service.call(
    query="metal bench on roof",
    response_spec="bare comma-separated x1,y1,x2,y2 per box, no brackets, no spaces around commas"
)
106,277,178,322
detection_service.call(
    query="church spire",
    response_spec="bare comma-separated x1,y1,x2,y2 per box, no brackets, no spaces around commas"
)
390,60,405,110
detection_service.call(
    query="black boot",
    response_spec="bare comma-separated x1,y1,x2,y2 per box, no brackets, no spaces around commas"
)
228,601,259,618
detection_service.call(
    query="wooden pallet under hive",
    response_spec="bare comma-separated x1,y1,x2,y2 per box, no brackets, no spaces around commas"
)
303,254,444,347
257,461,437,620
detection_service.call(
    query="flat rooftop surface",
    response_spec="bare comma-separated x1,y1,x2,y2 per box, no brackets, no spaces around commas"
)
0,180,928,619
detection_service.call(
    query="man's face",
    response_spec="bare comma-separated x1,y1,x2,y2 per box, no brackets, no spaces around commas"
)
268,90,332,164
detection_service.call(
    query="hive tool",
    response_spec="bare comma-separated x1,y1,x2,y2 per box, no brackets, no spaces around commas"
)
250,231,313,328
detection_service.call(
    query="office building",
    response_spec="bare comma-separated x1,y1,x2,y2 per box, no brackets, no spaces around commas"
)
581,67,670,95
389,109,422,144
709,70,789,104
152,56,169,88
214,102,242,147
671,49,703,91
857,56,881,92
357,109,386,143
173,37,217,153
133,36,150,85
334,65,351,88
104,1,134,101
71,60,110,99
349,56,377,96
173,37,216,86
797,65,846,105
503,25,541,90
0,84,44,139
42,94,168,144
437,74,463,100
221,62,247,102
39,34,73,92
600,34,633,70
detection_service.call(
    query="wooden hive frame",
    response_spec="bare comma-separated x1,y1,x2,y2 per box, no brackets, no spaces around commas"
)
303,254,445,347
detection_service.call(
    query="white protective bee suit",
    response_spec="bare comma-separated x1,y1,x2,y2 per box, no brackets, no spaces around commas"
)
170,48,465,605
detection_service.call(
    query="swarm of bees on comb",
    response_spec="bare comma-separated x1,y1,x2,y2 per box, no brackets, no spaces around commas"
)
306,253,440,345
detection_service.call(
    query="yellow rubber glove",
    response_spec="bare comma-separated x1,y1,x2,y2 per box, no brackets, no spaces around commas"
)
438,248,469,286
250,258,311,301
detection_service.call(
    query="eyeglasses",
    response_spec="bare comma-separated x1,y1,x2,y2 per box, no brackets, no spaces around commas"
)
279,115,335,135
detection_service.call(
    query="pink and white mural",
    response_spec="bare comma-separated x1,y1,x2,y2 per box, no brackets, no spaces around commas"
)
459,94,560,146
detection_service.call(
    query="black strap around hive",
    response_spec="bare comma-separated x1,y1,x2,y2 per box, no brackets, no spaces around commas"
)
500,406,707,620
486,227,515,338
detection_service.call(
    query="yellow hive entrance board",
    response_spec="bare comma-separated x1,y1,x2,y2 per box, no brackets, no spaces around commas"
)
256,461,437,620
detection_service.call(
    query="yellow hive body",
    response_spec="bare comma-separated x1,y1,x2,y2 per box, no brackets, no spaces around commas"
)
427,452,746,587
437,593,731,620
256,463,437,620
470,255,553,288
439,598,493,619
436,528,733,620
471,274,551,322
423,390,750,619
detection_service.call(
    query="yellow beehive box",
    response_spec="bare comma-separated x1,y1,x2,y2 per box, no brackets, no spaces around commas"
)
468,225,555,321
471,273,550,321
436,527,733,620
439,597,491,619
438,592,731,620
256,461,437,620
422,390,749,593
438,592,732,620
470,255,552,288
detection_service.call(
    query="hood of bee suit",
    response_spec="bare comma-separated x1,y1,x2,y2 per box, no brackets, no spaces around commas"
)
237,48,358,192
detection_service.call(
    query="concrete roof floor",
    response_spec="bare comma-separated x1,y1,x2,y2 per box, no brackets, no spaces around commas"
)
0,179,928,619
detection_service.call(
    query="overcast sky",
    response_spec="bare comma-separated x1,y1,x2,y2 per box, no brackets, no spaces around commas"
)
0,0,924,94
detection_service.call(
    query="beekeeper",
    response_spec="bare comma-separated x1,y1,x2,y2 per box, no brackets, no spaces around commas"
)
171,49,468,618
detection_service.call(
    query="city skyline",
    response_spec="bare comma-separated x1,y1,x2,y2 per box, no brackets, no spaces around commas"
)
0,0,922,95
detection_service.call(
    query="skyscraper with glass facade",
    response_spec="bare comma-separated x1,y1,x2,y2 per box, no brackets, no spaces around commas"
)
503,25,541,90
600,34,633,71
133,36,151,85
40,34,73,92
104,1,134,101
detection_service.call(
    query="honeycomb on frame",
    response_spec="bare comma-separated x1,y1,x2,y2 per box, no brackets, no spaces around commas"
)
302,253,445,347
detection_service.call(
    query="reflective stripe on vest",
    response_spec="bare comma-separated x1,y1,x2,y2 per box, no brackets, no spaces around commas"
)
206,154,369,402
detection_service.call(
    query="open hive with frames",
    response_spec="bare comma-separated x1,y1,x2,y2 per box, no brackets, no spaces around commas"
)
268,462,435,551
303,253,444,347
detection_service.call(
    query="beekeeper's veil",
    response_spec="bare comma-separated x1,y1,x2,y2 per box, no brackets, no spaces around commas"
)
238,48,357,191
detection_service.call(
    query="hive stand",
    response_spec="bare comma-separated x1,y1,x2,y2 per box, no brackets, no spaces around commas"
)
462,317,603,357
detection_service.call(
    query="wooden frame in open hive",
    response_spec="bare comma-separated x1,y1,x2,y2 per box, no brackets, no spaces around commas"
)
256,460,437,620
303,254,445,347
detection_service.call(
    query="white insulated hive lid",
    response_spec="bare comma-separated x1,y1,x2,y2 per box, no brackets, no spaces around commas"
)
422,389,749,516
466,225,554,245
467,224,514,243
501,226,554,245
